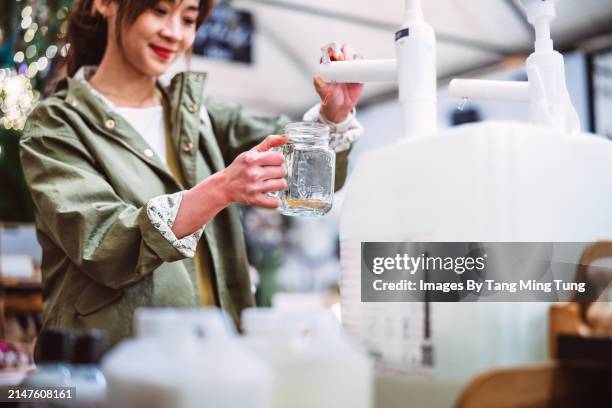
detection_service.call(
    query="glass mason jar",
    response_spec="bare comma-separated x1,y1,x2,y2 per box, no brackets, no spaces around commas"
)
277,122,335,217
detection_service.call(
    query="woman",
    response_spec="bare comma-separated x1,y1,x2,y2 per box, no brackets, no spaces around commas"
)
20,0,364,349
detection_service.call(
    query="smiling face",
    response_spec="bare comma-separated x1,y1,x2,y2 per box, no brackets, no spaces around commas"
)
100,0,202,77
124,0,200,76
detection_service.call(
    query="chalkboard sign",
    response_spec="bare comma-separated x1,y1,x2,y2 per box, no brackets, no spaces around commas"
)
193,2,254,64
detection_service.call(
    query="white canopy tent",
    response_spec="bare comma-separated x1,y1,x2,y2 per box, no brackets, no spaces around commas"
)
166,0,612,116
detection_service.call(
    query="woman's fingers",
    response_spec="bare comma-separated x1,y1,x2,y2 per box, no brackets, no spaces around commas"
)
260,165,286,180
255,151,285,166
254,193,281,209
259,178,287,193
341,44,354,61
255,134,288,152
228,134,290,208
314,75,327,89
341,44,363,62
321,43,360,63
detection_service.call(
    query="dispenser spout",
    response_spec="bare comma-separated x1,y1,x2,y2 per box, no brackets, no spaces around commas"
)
315,0,437,140
448,0,581,136
449,79,530,102
317,59,397,83
317,41,397,83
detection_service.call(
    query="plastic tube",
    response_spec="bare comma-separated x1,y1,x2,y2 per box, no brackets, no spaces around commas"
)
317,59,397,83
449,79,530,102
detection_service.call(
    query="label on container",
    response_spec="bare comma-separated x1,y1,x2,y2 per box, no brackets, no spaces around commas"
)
341,239,434,375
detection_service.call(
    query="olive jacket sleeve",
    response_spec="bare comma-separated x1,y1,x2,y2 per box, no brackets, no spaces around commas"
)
19,102,187,290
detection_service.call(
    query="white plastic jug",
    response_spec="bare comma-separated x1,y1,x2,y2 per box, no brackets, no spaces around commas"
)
242,308,373,408
102,308,272,408
340,122,612,381
182,309,273,408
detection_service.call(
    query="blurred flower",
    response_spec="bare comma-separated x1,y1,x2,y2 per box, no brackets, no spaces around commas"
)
0,71,39,130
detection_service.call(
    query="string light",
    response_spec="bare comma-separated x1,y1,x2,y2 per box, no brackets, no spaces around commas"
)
45,45,58,59
21,16,33,30
60,43,70,57
57,20,68,39
56,7,69,20
26,63,39,78
24,28,36,42
1,0,71,131
25,45,37,59
36,57,49,71
13,52,25,64
21,6,33,19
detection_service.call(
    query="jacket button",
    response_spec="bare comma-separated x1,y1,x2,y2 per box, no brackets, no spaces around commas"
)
188,104,197,113
182,142,193,153
105,119,116,129
144,148,154,157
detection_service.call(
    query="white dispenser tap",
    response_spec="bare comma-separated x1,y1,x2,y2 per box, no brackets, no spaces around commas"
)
449,0,581,136
317,0,437,139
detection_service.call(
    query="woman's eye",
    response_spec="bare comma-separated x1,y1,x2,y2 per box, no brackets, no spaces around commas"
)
183,17,196,25
153,7,168,16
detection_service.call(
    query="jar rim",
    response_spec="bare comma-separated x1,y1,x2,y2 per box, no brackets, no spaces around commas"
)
284,121,330,138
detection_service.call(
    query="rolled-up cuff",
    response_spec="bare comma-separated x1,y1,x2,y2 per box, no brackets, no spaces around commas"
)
144,191,205,258
303,103,363,152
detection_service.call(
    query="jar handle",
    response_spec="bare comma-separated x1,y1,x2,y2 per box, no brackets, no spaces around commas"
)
267,146,286,199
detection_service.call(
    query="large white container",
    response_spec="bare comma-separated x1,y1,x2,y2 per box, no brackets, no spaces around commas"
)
242,308,373,408
102,308,272,408
340,122,612,381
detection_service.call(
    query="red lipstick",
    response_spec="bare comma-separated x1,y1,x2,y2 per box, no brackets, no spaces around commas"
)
150,45,175,59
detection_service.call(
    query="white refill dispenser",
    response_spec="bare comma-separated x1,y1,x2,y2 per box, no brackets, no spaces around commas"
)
318,0,437,139
318,0,440,376
449,0,580,135
317,0,612,389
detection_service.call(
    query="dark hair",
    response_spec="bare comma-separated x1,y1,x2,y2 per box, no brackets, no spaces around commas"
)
64,0,212,77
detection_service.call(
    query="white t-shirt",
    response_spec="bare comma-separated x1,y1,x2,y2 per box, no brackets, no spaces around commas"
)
86,88,168,166
114,105,167,166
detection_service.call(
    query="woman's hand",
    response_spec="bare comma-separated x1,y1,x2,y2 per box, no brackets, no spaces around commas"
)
171,135,288,239
218,134,289,208
314,44,365,123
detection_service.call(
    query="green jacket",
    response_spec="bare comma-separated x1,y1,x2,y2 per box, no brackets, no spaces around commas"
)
19,70,351,348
